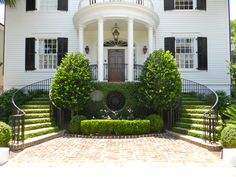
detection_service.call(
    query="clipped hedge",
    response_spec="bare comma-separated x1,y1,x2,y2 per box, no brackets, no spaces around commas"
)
80,120,150,135
221,125,236,148
145,114,164,133
0,121,12,147
68,115,87,134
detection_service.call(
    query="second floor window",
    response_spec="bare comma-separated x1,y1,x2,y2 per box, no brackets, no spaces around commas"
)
39,39,57,69
175,38,194,69
40,0,57,11
175,0,193,10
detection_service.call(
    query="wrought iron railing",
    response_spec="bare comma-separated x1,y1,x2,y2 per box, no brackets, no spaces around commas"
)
182,78,218,143
79,0,154,10
90,64,98,80
90,63,142,81
134,64,143,81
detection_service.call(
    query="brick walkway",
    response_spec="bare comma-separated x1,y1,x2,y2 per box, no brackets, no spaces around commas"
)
5,134,226,167
2,134,236,177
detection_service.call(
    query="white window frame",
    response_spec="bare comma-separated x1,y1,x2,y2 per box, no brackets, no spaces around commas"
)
174,0,197,10
36,38,58,71
37,0,58,11
175,37,197,71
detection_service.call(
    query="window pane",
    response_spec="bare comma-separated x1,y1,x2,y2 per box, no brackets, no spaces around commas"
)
175,38,194,69
175,0,193,10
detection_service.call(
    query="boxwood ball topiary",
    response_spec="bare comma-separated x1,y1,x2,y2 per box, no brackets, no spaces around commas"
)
138,49,181,111
51,53,94,112
0,121,12,147
221,125,236,148
145,114,164,133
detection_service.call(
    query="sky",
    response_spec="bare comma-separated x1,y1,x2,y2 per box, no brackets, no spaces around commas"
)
0,0,236,24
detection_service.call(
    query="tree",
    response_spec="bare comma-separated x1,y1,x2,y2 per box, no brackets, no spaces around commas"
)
0,0,15,7
138,49,182,112
231,20,236,62
51,53,94,113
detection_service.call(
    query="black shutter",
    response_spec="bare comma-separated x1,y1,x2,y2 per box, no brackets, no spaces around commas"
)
197,37,208,70
58,0,68,11
164,0,175,10
164,37,175,57
25,38,36,71
26,0,36,11
197,0,206,10
57,38,68,66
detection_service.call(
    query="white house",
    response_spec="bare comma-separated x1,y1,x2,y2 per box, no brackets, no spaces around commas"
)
3,0,231,93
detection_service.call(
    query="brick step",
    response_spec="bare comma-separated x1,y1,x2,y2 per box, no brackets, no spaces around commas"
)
24,101,50,105
24,113,50,119
182,109,209,114
172,127,204,139
24,122,53,131
21,105,50,109
24,127,59,140
25,118,51,124
181,113,204,119
176,122,205,131
182,100,208,105
182,105,211,109
23,109,50,114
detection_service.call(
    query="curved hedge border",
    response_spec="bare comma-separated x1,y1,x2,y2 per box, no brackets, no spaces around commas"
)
80,120,150,135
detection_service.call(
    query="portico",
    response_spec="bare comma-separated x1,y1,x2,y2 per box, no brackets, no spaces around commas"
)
73,0,159,82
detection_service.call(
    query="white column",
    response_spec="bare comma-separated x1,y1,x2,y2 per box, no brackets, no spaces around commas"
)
98,18,104,81
128,18,134,82
148,26,153,54
78,25,84,53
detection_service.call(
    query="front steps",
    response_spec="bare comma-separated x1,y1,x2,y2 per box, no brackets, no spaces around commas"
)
172,95,219,141
21,97,59,140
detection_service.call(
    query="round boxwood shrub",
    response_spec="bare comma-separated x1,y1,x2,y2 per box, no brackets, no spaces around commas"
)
68,115,87,134
51,53,94,113
221,125,236,148
145,114,164,133
0,121,12,147
138,49,181,112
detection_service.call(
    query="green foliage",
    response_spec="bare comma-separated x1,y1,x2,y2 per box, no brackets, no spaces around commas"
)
223,105,236,119
0,0,16,7
0,121,12,147
216,91,234,115
80,120,150,135
228,61,236,96
221,125,236,148
145,114,164,133
231,20,236,53
138,49,182,112
0,89,26,123
68,115,87,134
51,53,93,112
83,82,145,119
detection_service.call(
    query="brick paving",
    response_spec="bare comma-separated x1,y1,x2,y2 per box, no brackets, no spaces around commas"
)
5,134,228,168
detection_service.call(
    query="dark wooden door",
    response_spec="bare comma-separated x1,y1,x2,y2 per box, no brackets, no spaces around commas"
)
108,49,125,82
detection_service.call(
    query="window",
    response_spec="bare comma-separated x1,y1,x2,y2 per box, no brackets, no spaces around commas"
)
175,38,194,69
39,39,57,69
40,0,57,11
175,0,193,9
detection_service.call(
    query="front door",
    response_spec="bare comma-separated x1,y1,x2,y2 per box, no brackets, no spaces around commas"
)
108,49,125,82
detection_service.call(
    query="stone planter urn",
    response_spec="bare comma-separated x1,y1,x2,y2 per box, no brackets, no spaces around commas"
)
0,147,10,166
222,148,236,167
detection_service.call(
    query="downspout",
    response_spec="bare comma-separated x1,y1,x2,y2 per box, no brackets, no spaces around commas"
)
228,0,232,60
2,3,6,90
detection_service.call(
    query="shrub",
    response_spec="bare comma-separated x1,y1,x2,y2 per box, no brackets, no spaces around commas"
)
221,125,236,148
80,120,150,135
51,53,94,113
138,49,181,112
0,89,26,123
0,121,12,147
83,82,141,119
223,105,236,120
68,115,87,134
216,91,234,116
145,114,164,133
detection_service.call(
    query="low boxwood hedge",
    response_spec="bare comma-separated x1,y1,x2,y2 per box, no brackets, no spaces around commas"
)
145,114,164,133
0,121,12,147
80,120,150,135
221,125,236,148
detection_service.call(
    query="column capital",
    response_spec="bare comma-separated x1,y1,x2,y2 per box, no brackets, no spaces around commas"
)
78,24,85,29
128,18,134,23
